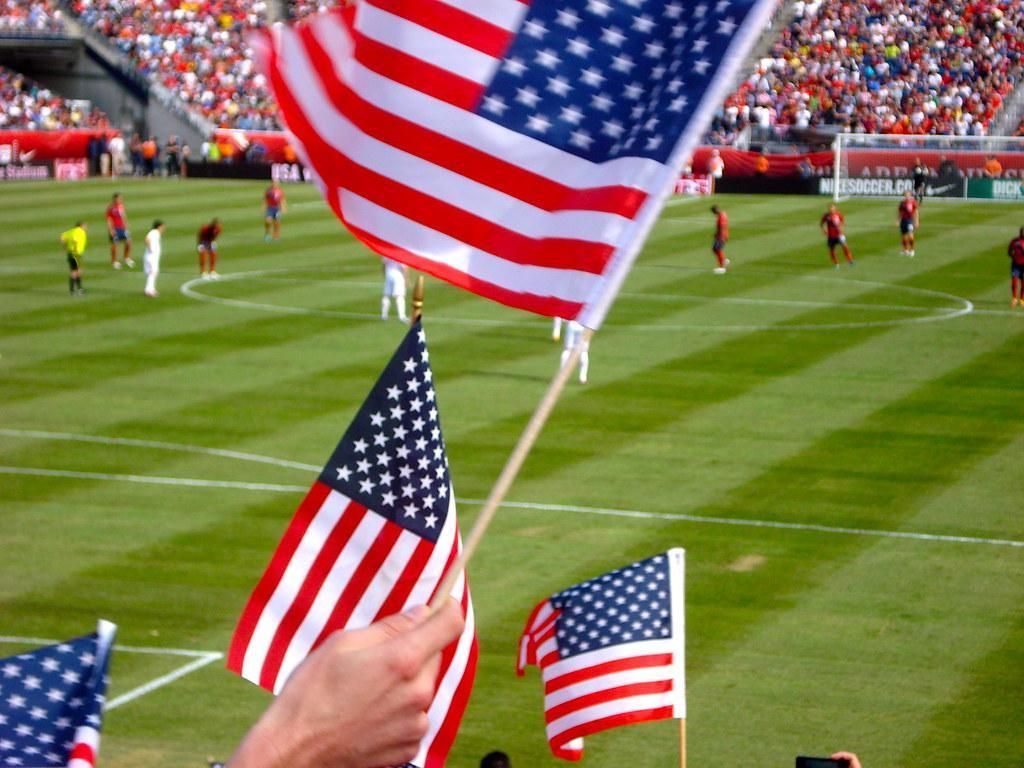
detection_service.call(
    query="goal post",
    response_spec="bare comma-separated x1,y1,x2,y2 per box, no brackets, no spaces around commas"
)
829,133,1024,202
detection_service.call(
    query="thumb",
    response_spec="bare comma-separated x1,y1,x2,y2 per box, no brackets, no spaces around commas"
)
328,605,432,652
403,598,465,658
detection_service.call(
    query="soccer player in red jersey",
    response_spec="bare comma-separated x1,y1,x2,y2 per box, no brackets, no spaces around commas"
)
820,203,854,268
1008,227,1024,307
197,218,222,279
105,192,134,269
711,205,729,273
898,191,919,257
264,181,287,241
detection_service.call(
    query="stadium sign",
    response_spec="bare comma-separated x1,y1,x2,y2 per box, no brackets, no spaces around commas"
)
818,176,966,198
271,163,317,184
967,178,1024,201
0,164,51,181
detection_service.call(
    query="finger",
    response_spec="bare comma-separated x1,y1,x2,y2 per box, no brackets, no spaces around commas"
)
404,598,465,658
328,605,431,652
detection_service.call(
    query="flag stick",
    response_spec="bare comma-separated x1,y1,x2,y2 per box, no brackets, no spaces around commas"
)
411,275,425,325
430,327,594,609
679,718,687,768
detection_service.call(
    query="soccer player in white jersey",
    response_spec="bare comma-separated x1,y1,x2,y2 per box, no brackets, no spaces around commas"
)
551,316,563,341
143,220,165,297
381,256,408,321
560,320,589,384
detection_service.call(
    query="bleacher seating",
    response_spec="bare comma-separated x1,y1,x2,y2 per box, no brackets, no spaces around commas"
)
0,63,109,129
714,0,1024,140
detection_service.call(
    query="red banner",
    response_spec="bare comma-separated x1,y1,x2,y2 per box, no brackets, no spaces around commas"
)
213,129,295,163
691,147,832,178
0,130,119,162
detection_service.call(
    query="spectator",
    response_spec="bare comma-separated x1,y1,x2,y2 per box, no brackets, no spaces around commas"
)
480,751,511,768
755,151,770,176
0,0,67,35
0,64,109,130
129,132,143,175
142,135,158,176
108,132,126,177
165,134,181,176
797,157,815,177
984,153,1004,177
708,148,725,179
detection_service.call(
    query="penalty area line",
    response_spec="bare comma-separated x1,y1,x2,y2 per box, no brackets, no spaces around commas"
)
0,464,1020,549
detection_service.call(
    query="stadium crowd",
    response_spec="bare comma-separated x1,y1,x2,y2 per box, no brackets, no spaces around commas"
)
0,0,66,35
0,63,109,130
712,0,1024,141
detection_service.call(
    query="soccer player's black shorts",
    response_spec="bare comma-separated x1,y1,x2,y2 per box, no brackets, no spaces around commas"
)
900,219,914,234
713,238,725,251
67,254,81,271
1012,264,1024,279
827,236,846,248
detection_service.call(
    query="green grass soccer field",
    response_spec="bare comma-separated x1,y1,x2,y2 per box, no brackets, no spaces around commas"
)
1,179,1022,768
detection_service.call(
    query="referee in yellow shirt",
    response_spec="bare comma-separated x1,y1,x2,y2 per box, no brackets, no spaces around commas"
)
60,221,88,295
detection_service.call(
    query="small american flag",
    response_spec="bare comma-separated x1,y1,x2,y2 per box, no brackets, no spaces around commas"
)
0,621,116,768
227,322,476,768
518,549,685,760
256,0,775,328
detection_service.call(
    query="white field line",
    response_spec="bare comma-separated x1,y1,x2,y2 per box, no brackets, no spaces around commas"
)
0,636,223,712
179,270,981,332
1,463,1020,550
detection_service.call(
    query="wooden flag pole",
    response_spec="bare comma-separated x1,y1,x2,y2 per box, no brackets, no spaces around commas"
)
410,275,425,325
679,718,687,768
429,327,594,609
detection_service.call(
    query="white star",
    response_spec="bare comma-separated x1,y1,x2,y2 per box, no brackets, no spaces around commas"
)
716,0,730,11
424,513,439,528
602,119,625,138
1,664,20,678
567,36,592,57
412,417,425,432
580,67,605,88
624,82,644,100
376,452,390,467
398,464,412,479
393,425,409,441
380,470,394,485
502,57,526,77
415,437,428,451
665,2,683,17
634,14,656,33
353,438,367,454
527,115,552,133
381,491,396,506
0,740,12,751
356,459,370,474
644,116,660,131
373,432,387,447
45,688,65,703
406,378,420,393
556,8,581,28
591,92,614,111
403,358,417,372
669,96,688,111
717,17,737,35
601,26,626,47
6,695,25,709
423,494,436,506
409,397,423,412
482,95,508,116
547,76,571,97
396,445,410,460
428,407,438,421
644,41,665,58
29,707,46,721
516,86,541,108
694,3,708,17
561,105,585,125
23,675,41,690
390,404,406,420
430,427,441,441
535,48,561,69
693,58,711,75
404,503,418,518
672,22,688,38
435,465,446,479
438,484,449,498
370,412,385,427
586,0,612,16
523,18,547,38
611,54,636,74
420,476,432,490
402,483,415,498
418,457,431,471
569,129,594,149
387,385,401,400
667,77,684,93
359,478,375,494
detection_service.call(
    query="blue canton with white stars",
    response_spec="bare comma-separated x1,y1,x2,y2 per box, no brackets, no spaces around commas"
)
480,0,748,164
0,634,109,766
550,553,672,658
319,322,451,544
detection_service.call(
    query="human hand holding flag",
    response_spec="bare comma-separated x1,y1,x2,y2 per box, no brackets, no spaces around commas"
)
227,322,476,768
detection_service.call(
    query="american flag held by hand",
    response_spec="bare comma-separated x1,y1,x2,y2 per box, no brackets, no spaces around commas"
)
256,0,776,328
227,322,476,768
518,550,685,760
0,620,116,768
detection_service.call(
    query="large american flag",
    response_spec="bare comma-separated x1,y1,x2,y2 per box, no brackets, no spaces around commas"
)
517,549,685,760
227,322,476,768
256,0,775,328
0,621,116,768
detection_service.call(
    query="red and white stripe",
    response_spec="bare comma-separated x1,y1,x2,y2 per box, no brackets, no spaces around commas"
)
227,481,476,768
254,0,674,328
517,550,685,760
67,726,100,768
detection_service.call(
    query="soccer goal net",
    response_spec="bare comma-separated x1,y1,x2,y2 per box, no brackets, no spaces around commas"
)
828,133,1024,202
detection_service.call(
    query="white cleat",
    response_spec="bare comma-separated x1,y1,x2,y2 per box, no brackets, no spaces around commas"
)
124,258,135,269
209,270,220,280
713,267,727,274
112,261,122,270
